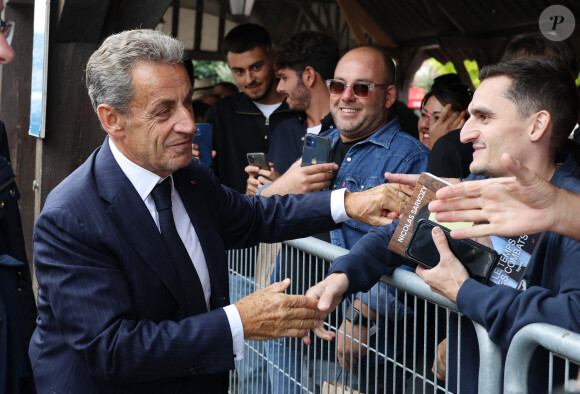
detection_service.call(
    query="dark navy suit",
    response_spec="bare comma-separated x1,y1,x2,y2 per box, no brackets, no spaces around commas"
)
29,138,337,394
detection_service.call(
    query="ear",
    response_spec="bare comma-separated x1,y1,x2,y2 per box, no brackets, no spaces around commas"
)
97,104,126,138
302,66,316,88
529,110,551,143
384,85,397,109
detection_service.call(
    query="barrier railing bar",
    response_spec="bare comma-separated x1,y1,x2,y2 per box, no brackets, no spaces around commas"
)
504,323,580,394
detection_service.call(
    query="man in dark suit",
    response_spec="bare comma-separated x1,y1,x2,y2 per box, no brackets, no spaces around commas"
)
28,29,405,394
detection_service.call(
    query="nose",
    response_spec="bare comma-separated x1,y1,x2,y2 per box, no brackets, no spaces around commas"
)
459,116,476,143
0,33,14,65
245,71,255,86
340,84,356,102
276,78,285,94
175,104,196,135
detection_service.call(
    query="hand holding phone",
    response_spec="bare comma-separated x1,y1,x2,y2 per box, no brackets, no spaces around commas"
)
406,219,497,283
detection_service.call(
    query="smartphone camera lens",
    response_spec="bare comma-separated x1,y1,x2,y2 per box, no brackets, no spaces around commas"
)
305,137,315,147
249,156,255,163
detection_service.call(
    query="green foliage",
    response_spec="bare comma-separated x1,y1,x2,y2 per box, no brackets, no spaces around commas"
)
191,60,236,85
463,60,480,88
411,58,480,89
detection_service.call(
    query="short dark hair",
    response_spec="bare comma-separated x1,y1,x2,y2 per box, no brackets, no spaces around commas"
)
222,23,272,55
421,74,472,113
480,57,579,155
273,31,340,80
502,36,579,79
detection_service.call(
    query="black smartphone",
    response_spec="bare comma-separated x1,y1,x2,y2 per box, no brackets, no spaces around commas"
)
301,134,330,166
405,219,498,283
193,123,212,166
246,152,270,171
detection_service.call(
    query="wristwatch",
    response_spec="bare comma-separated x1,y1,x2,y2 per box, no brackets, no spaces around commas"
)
344,305,373,327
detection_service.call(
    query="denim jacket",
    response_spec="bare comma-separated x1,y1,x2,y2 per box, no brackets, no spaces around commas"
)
322,115,430,249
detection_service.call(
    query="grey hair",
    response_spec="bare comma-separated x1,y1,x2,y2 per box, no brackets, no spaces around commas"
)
86,29,185,115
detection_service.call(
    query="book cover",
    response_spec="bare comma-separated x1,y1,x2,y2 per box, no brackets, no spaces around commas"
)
387,172,543,289
387,172,455,257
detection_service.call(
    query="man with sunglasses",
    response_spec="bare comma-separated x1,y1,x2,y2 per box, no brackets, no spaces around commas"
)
0,1,37,393
259,46,429,393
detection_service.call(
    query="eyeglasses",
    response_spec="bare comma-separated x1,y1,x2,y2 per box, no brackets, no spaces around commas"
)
326,79,388,98
0,19,15,46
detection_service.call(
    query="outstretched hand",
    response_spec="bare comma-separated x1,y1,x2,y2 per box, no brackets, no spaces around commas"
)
235,279,321,341
429,153,559,239
344,182,414,226
303,273,349,344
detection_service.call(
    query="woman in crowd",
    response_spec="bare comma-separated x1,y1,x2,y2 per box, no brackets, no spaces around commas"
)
419,74,474,179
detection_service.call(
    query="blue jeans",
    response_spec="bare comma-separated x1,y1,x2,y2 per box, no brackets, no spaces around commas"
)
229,272,272,394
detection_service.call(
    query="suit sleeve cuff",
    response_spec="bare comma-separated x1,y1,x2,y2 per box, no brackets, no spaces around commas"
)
224,304,245,360
331,188,348,223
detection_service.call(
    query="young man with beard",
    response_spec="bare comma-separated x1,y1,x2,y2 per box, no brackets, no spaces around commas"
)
307,57,580,394
204,23,293,194
245,31,339,195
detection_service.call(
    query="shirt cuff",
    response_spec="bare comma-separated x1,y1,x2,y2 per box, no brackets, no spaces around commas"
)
330,188,349,223
224,304,245,360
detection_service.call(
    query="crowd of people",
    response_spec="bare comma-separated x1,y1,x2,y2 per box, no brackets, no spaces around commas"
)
1,2,580,393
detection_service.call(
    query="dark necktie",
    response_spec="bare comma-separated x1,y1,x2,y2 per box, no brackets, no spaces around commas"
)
151,177,207,314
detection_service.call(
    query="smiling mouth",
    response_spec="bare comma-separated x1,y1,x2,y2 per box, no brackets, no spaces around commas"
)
340,108,359,113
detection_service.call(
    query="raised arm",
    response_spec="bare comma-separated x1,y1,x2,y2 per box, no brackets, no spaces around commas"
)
429,153,580,241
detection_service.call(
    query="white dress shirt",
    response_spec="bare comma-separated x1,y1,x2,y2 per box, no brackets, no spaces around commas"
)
108,138,348,360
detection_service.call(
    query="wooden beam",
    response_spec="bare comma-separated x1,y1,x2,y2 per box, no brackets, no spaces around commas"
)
296,0,332,36
172,0,180,38
335,0,397,48
38,43,105,208
194,0,204,50
116,0,172,31
56,0,110,43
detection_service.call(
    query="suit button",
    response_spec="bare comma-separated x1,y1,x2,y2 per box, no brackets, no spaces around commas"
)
0,201,4,208
9,188,16,197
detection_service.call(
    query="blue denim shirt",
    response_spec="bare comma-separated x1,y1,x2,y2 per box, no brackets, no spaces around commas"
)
322,115,430,249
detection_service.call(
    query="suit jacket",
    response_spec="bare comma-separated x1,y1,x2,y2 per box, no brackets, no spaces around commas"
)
29,138,337,394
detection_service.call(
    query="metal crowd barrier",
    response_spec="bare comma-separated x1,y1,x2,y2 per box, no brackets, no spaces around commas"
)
226,237,580,394
503,323,580,394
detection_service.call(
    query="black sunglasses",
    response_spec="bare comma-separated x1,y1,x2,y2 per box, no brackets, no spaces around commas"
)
325,79,388,98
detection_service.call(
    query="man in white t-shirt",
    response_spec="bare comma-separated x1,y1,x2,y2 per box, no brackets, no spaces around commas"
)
244,31,340,196
204,23,294,194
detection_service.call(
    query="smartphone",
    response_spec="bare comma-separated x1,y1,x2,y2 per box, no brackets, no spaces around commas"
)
193,123,212,166
246,152,270,171
405,219,498,283
302,134,330,167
